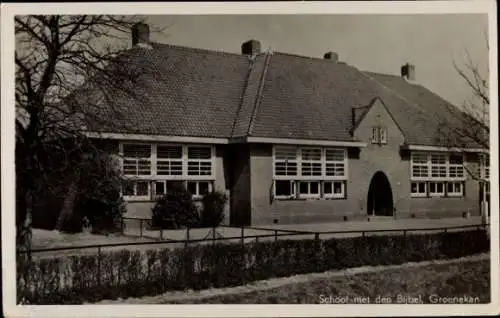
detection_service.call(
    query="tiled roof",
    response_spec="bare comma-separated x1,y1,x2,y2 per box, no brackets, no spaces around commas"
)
85,42,478,148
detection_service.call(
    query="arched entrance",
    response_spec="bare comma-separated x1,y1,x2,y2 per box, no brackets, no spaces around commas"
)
367,171,394,217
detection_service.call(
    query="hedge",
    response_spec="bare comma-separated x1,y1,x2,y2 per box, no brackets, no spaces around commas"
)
17,229,489,304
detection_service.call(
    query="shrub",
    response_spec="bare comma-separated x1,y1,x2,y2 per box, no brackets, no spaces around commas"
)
200,191,228,228
152,184,200,229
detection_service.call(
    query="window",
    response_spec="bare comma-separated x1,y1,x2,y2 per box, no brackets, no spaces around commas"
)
188,147,212,176
325,149,346,178
430,153,447,178
298,181,320,198
187,181,213,198
480,154,490,180
274,146,298,176
448,154,464,178
411,152,429,178
301,148,322,176
120,143,215,200
371,127,388,145
274,180,295,198
157,146,182,175
447,181,463,197
371,127,379,144
411,181,427,197
122,144,151,176
429,181,445,197
122,180,150,199
323,181,345,199
273,146,347,199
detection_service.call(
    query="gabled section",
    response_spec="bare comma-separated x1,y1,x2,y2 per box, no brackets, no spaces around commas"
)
352,97,405,140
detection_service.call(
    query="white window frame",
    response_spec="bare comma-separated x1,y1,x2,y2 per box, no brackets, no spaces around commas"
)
297,180,321,199
371,126,388,145
411,151,466,181
120,143,152,177
122,179,151,201
119,143,216,201
480,154,490,181
410,181,427,198
447,181,464,197
429,181,445,197
323,181,346,199
273,180,296,199
272,146,348,200
187,180,214,200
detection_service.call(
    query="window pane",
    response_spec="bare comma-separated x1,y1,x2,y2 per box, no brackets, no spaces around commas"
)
299,182,309,194
155,181,165,196
436,182,444,193
454,182,461,192
199,181,210,195
326,163,345,176
449,154,463,164
187,181,197,196
188,147,211,159
301,148,321,161
411,182,418,193
275,181,292,196
275,146,297,160
157,160,183,175
310,182,319,194
418,182,426,193
333,182,343,194
412,152,428,164
324,182,333,194
123,144,151,158
157,146,182,159
447,182,454,193
136,181,149,196
431,153,446,164
325,149,344,161
430,182,436,192
275,162,297,176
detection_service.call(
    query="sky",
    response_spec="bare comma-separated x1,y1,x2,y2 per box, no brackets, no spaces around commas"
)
143,14,489,107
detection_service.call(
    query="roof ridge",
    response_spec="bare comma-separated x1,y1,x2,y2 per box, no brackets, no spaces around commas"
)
151,41,253,59
247,52,272,136
360,71,433,119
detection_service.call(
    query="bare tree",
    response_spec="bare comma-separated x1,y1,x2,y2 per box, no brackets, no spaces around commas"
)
15,15,159,258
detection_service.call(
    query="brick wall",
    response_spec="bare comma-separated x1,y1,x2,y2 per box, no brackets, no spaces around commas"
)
247,99,481,225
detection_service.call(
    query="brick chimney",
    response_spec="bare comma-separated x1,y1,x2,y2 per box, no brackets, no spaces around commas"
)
132,22,151,48
401,63,415,81
242,39,261,55
324,51,339,62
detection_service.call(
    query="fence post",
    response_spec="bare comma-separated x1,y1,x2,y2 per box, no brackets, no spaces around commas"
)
160,227,163,241
274,230,278,242
212,225,216,245
314,233,321,271
140,220,143,237
121,218,124,234
97,246,102,287
403,230,407,237
185,226,190,248
241,224,244,246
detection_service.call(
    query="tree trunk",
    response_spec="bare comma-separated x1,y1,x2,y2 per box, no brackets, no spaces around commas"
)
55,173,80,231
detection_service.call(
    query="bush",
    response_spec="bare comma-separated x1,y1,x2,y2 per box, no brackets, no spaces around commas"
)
17,229,489,304
152,184,200,229
23,139,126,233
200,191,228,228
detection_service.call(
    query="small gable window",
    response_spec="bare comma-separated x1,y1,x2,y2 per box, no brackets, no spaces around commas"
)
371,127,387,145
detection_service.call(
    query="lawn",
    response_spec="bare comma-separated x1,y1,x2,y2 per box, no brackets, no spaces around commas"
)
100,254,488,304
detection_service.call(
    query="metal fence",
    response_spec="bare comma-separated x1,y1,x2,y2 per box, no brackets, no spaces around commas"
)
20,222,489,257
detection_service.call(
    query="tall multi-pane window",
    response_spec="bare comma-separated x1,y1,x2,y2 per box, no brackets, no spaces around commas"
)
410,151,465,198
120,143,215,200
273,145,347,199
